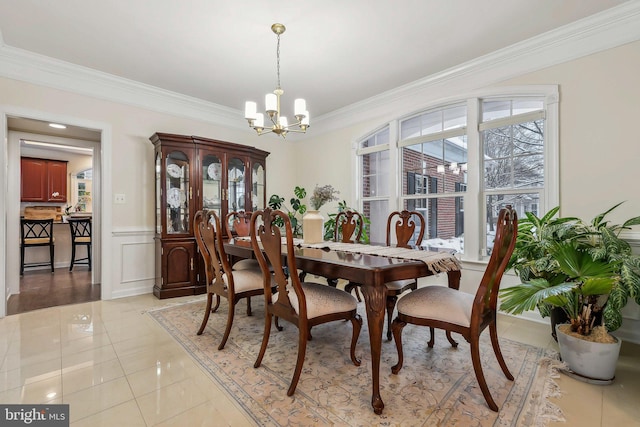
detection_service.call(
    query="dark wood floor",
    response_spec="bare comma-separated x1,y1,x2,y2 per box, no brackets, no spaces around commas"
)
7,267,100,315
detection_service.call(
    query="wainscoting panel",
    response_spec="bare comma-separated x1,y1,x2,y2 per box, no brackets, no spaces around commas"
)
111,227,156,299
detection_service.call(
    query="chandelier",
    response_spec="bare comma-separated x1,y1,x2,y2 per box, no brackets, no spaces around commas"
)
244,23,309,138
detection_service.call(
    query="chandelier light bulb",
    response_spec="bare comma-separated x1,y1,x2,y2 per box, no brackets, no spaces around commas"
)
294,99,306,116
265,93,277,113
244,101,257,120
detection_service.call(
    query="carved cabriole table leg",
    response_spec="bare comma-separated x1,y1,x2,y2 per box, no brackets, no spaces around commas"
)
360,279,387,415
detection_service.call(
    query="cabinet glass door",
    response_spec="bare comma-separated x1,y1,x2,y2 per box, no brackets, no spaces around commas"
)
166,151,190,234
228,157,245,212
202,154,222,218
252,162,265,211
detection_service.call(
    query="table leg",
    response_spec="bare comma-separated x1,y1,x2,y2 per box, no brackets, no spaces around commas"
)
447,269,461,290
359,281,387,415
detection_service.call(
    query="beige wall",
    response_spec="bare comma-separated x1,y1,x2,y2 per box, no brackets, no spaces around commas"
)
500,41,640,223
0,77,297,229
295,41,640,225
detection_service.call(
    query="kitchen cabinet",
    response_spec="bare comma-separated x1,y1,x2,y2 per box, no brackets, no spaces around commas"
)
21,157,68,202
150,133,269,299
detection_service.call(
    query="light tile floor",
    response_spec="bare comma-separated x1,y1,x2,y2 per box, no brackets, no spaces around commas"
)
0,294,638,426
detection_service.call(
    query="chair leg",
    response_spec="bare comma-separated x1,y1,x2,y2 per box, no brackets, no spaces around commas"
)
87,244,92,271
246,296,252,316
391,319,407,374
254,312,273,369
50,243,55,273
470,336,499,412
287,324,309,396
386,295,398,341
446,331,459,348
427,327,435,348
274,316,283,331
218,299,236,350
20,245,25,276
197,293,214,335
490,322,513,380
349,314,362,366
69,243,76,271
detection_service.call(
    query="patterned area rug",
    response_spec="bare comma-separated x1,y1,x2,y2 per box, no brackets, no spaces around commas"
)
148,298,565,427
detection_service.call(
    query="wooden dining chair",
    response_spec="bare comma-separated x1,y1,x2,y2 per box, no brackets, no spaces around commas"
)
250,207,362,396
194,209,264,350
225,210,261,271
390,205,518,411
382,210,426,340
20,218,55,275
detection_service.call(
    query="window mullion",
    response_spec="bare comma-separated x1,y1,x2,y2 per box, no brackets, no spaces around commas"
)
464,98,482,261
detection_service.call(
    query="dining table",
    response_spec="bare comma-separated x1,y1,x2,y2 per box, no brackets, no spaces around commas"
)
224,238,461,415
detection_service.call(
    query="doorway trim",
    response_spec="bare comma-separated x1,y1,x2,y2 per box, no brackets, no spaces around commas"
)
0,105,113,318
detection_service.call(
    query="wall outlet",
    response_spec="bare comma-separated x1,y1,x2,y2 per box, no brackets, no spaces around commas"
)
114,193,126,204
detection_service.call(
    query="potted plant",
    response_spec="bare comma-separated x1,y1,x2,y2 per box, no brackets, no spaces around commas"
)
268,184,339,241
499,203,640,382
268,186,307,237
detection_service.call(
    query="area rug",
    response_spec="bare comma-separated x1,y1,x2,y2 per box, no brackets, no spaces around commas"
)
148,297,565,427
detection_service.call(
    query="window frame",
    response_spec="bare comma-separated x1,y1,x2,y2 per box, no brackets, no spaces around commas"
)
355,85,559,262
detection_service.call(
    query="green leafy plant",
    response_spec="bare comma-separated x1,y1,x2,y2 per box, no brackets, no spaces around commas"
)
268,186,307,236
500,202,640,337
323,200,371,243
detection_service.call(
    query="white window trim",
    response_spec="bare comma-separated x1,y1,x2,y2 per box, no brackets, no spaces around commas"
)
355,85,559,263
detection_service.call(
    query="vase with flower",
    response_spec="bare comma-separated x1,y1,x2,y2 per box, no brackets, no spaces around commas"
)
303,184,339,244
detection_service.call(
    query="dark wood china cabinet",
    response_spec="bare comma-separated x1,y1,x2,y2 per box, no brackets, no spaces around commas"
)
150,133,269,299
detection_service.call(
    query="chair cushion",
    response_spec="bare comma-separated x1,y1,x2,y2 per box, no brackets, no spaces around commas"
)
385,278,416,292
74,237,91,243
23,237,54,245
396,285,474,327
232,258,261,271
222,269,264,293
274,282,358,320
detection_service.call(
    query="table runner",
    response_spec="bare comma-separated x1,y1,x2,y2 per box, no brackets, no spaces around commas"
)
235,237,461,275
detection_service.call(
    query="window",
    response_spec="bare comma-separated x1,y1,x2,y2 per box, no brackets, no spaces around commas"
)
358,127,391,244
481,98,545,253
399,104,468,253
356,88,558,260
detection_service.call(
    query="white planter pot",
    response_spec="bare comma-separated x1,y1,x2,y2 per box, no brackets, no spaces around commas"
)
555,324,621,383
303,210,324,244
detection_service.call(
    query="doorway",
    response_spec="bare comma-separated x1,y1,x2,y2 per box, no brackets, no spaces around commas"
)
4,116,103,315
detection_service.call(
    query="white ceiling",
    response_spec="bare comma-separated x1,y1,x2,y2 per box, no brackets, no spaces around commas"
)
0,0,629,119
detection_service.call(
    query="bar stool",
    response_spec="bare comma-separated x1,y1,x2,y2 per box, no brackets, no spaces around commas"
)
20,218,55,275
68,217,92,271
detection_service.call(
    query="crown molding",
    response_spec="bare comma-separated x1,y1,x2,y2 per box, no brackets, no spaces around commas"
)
0,41,246,131
1,2,640,136
313,1,640,135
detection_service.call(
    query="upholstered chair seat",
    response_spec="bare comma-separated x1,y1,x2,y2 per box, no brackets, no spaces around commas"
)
396,286,474,327
273,282,358,320
222,269,264,293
